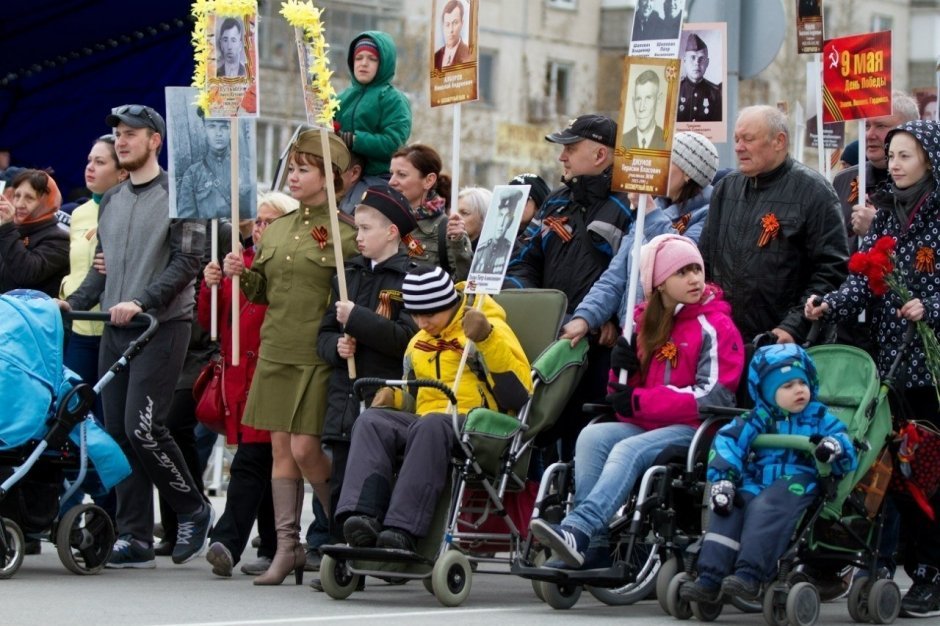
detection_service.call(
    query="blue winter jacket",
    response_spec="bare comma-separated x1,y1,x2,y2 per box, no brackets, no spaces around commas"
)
572,187,712,330
707,344,858,495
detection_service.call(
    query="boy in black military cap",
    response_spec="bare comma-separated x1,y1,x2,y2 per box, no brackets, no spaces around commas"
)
313,183,422,560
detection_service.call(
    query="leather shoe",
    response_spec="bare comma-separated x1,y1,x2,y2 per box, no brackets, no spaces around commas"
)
304,549,321,572
343,515,382,548
376,528,417,552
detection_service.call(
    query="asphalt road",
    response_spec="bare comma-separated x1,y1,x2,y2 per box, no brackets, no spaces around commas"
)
2,495,915,625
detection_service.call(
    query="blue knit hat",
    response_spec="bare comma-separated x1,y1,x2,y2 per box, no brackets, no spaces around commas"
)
759,360,810,408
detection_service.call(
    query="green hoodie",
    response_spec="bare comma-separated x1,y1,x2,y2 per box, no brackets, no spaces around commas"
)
336,31,413,177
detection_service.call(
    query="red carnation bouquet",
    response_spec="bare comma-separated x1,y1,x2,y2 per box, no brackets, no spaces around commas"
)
849,235,940,401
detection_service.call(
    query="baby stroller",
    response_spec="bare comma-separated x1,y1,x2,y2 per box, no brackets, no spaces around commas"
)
318,288,590,607
0,291,154,578
661,335,913,626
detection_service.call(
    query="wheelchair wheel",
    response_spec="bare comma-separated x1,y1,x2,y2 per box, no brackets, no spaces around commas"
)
540,579,582,610
656,556,681,615
866,578,900,624
847,576,871,623
319,554,362,600
431,549,472,607
588,539,661,606
666,572,693,620
0,518,25,579
763,583,789,626
785,582,820,626
530,547,548,601
55,503,114,575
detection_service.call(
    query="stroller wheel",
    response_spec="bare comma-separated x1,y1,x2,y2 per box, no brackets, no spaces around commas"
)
666,572,694,620
55,503,115,575
431,549,473,607
0,517,25,579
762,583,789,626
785,582,820,626
541,579,582,610
588,540,661,606
866,579,900,624
848,576,871,623
319,554,361,600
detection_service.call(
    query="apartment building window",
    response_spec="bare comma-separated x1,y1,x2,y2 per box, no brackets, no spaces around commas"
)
477,49,497,105
547,61,573,116
870,14,893,31
547,0,578,9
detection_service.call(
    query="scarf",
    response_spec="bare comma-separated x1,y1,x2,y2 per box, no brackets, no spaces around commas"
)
413,191,446,221
892,173,936,230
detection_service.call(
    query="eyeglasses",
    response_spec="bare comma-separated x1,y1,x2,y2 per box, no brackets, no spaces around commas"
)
111,105,161,132
254,218,274,227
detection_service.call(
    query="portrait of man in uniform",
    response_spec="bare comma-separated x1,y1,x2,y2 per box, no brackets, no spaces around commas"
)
434,0,472,70
470,188,522,276
622,69,666,150
677,33,722,122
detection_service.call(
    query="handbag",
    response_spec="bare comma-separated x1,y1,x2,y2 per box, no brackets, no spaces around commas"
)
193,353,229,435
890,419,940,520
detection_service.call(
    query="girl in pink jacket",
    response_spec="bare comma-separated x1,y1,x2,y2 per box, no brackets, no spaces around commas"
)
530,234,744,569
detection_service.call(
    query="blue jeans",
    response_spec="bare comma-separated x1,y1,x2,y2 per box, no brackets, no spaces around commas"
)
563,421,695,546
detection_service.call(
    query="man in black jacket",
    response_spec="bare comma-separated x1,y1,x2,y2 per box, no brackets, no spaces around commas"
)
505,113,633,460
699,105,848,345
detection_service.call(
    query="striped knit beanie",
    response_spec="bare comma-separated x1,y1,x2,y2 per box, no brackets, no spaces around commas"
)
671,131,719,189
401,266,460,314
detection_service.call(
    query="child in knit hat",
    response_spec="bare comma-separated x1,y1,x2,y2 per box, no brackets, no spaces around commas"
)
335,32,412,178
334,265,531,553
681,343,857,604
531,234,744,569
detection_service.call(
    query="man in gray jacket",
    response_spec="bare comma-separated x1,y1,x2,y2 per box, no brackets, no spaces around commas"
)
64,104,213,568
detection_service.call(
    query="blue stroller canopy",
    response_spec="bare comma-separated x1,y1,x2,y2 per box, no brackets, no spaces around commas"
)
0,290,67,449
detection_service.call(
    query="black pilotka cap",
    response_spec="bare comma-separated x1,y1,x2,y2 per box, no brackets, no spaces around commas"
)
358,184,418,237
545,114,618,148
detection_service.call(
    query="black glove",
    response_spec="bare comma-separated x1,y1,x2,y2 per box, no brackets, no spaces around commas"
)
610,336,640,375
606,381,634,417
813,436,842,463
339,130,354,148
709,480,736,516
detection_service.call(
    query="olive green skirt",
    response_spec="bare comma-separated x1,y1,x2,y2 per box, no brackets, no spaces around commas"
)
241,358,330,435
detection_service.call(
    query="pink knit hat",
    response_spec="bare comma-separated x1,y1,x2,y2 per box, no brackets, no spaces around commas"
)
639,234,704,298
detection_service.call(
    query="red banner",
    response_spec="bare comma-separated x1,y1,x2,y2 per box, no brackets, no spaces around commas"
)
821,31,891,123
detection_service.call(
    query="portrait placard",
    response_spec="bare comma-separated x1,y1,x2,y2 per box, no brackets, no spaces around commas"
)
294,27,324,125
430,0,479,107
796,0,825,54
466,185,528,295
205,11,259,119
629,0,686,59
613,56,680,195
674,22,727,143
167,86,257,220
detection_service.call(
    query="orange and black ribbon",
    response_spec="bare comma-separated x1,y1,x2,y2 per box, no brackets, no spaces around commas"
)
757,213,779,248
915,246,935,274
848,178,859,204
376,292,392,319
655,341,678,368
673,214,691,235
414,338,464,354
402,233,425,257
543,216,573,243
310,225,329,250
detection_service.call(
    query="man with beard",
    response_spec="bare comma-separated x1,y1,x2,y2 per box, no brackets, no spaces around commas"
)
177,116,252,219
63,105,213,569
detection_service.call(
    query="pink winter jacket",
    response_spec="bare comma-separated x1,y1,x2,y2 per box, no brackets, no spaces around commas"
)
610,284,744,431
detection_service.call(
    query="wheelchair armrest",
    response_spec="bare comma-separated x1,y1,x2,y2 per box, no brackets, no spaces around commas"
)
582,402,613,417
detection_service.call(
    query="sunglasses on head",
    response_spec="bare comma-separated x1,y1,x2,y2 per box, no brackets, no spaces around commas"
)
111,105,160,131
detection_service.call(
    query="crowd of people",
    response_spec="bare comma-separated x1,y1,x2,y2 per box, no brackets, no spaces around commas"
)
0,25,938,620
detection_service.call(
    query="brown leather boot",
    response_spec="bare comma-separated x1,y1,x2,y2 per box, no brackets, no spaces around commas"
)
254,478,306,585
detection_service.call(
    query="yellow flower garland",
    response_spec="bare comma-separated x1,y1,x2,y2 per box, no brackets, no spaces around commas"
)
190,0,258,115
280,0,340,127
